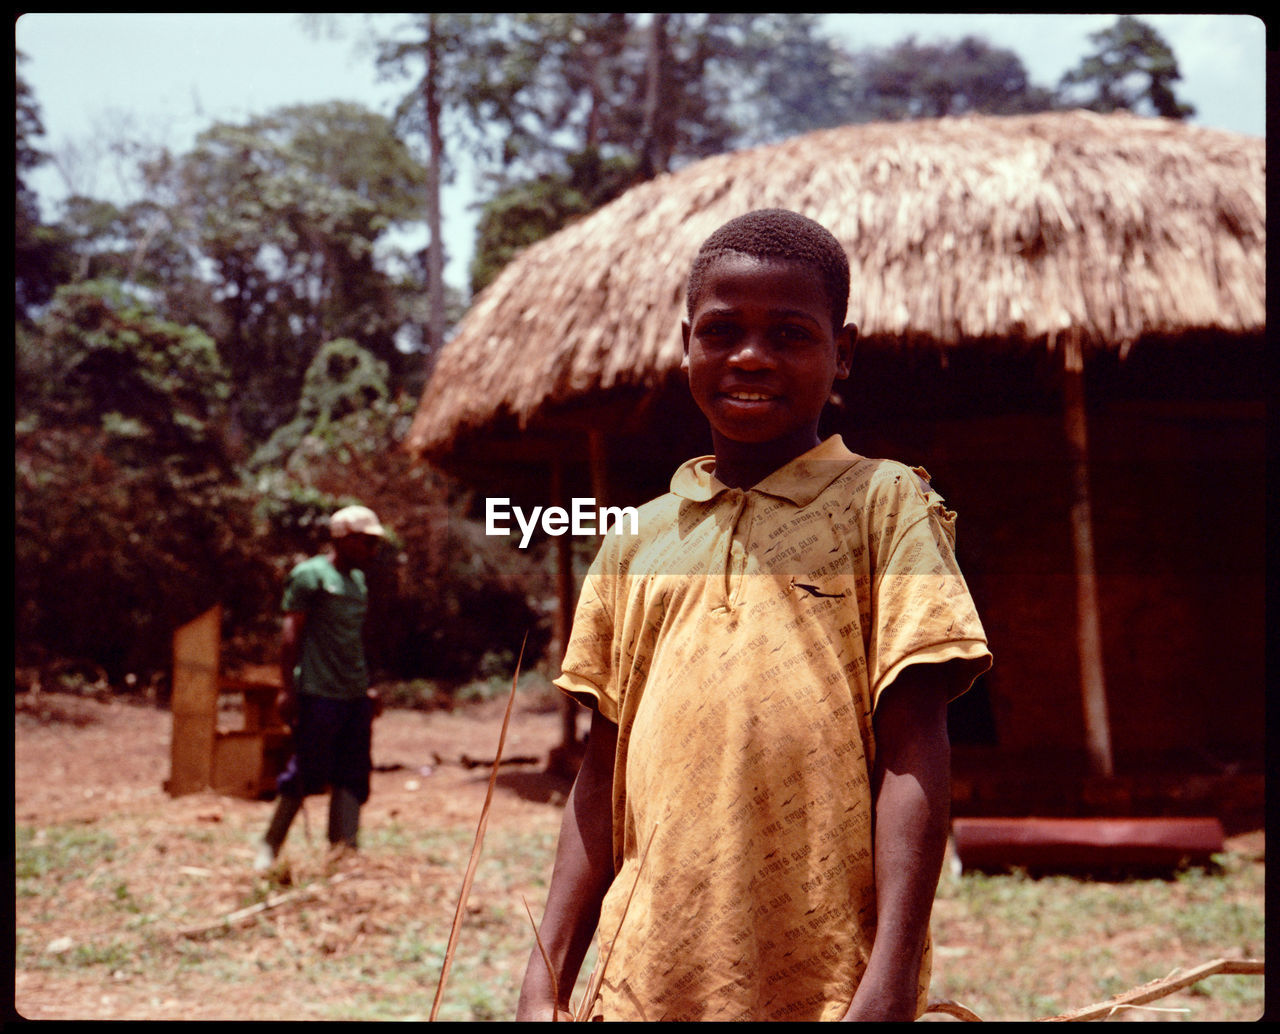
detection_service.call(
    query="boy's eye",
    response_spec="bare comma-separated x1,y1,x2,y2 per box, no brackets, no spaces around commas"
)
697,321,739,341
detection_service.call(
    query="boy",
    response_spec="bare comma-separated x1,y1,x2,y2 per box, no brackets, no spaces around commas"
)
516,210,991,1020
254,505,386,872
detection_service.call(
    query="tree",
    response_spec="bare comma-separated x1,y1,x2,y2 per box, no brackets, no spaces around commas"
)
247,338,553,686
728,14,865,146
469,148,638,295
375,13,507,372
167,102,427,440
15,53,74,321
465,14,861,292
1057,16,1195,119
846,35,1057,122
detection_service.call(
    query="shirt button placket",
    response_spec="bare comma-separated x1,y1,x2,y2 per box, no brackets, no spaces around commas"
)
726,491,750,610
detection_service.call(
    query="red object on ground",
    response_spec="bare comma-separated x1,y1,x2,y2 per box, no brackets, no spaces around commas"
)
951,816,1224,873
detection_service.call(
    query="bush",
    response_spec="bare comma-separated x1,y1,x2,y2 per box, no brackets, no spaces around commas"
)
15,282,278,681
16,295,551,696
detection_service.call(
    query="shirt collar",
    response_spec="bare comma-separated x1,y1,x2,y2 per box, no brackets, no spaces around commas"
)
670,435,861,507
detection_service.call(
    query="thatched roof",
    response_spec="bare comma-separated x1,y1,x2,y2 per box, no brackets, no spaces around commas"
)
407,110,1264,457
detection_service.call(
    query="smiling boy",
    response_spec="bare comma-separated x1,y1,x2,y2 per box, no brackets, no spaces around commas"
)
516,209,991,1021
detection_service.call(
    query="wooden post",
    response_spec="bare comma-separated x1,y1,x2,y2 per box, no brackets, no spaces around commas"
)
551,458,578,753
167,605,222,795
1062,336,1113,778
588,428,610,509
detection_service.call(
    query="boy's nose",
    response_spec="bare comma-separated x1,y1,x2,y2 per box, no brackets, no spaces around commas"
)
727,335,771,368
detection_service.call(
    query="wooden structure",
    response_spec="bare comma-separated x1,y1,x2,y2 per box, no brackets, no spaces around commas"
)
950,816,1224,874
165,605,290,799
405,112,1265,800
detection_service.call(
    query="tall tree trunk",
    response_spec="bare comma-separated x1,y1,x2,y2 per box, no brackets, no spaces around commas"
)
423,13,446,377
638,12,669,180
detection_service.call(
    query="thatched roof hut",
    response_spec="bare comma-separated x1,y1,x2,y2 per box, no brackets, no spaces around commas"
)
407,110,1265,806
407,110,1263,461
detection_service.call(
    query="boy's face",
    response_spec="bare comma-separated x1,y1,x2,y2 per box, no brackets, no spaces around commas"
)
681,253,855,457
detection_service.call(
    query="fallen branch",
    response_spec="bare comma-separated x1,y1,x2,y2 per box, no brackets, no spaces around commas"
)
924,957,1264,1022
1040,957,1264,1022
460,753,539,770
175,873,351,939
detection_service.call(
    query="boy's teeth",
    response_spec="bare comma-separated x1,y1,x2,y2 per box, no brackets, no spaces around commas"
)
731,392,771,400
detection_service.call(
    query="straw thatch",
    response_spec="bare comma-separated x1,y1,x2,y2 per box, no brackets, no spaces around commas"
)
407,110,1264,457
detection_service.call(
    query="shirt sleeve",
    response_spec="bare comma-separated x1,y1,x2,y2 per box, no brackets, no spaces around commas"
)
867,466,992,706
280,561,318,615
553,545,621,724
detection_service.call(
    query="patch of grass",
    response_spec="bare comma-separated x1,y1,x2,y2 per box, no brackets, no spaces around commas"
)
16,825,119,883
928,857,1266,1022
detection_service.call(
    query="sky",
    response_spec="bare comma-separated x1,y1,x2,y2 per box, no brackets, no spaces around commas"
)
16,13,1268,294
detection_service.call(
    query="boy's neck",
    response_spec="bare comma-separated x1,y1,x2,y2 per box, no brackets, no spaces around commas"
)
710,428,823,490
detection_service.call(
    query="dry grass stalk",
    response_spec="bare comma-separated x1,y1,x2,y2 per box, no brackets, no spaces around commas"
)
570,823,658,1022
518,824,658,1022
522,896,562,1016
924,998,984,1021
428,634,528,1022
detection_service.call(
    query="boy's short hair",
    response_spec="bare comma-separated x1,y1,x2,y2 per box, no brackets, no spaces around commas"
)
686,209,851,329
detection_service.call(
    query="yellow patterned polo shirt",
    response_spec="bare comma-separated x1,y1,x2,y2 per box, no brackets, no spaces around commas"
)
555,434,992,1021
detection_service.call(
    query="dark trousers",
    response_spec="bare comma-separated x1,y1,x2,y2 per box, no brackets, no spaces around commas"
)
276,693,374,803
264,694,373,853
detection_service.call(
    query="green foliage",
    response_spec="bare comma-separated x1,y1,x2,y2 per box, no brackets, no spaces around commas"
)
470,148,638,295
16,289,548,691
251,338,391,470
15,280,277,679
28,279,231,457
1057,15,1195,119
847,34,1057,122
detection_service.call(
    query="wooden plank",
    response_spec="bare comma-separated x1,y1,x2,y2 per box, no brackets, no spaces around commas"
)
212,732,264,799
166,606,221,795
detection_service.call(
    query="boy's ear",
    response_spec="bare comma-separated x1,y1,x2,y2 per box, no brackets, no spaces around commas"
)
834,322,857,379
680,320,691,373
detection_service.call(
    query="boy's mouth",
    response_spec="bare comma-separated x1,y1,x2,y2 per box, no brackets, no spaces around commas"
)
720,384,780,403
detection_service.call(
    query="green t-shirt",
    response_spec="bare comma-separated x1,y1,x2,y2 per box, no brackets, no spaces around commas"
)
282,553,369,700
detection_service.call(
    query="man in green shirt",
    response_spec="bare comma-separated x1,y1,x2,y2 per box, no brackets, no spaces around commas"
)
254,505,386,872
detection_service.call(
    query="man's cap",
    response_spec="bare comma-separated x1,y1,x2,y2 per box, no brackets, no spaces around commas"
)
329,505,386,538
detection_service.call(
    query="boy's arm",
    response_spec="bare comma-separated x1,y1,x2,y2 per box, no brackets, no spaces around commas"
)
517,706,618,1020
842,659,961,1022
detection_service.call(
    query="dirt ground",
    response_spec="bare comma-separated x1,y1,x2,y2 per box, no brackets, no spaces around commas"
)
12,691,1267,1022
13,689,580,1021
